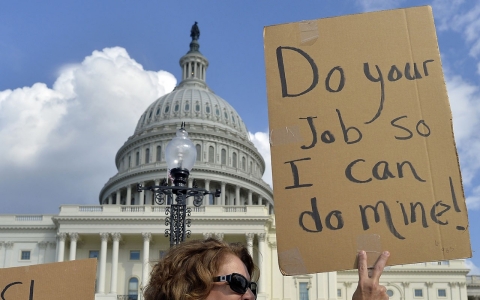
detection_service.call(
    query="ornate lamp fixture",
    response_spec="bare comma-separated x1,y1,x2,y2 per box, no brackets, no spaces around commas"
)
138,122,220,247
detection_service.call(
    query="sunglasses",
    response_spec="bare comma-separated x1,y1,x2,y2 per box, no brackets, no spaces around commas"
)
213,273,257,297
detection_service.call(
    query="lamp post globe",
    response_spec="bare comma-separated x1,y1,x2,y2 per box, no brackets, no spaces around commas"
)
165,125,197,187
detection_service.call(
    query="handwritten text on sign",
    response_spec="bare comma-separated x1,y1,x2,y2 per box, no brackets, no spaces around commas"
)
274,46,466,240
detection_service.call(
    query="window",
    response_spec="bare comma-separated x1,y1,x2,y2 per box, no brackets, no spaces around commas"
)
232,152,237,168
242,157,246,170
185,102,190,111
156,108,160,115
337,289,342,297
387,289,394,297
156,146,161,162
165,105,170,113
195,103,200,112
224,111,228,119
206,105,210,113
414,289,423,297
215,106,220,116
149,111,152,118
89,250,99,259
145,148,150,164
221,149,226,165
196,144,201,161
130,250,140,260
20,250,31,260
128,277,139,300
438,289,446,297
208,146,214,163
136,151,140,166
128,155,131,168
299,282,309,300
174,103,179,112
209,194,215,205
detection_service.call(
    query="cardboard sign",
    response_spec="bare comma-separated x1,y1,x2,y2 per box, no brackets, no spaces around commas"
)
0,259,97,299
264,6,472,275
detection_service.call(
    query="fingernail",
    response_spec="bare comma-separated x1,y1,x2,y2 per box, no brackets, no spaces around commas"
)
359,250,365,255
383,251,390,256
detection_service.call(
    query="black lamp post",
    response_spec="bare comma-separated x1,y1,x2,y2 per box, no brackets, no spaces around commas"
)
137,123,220,247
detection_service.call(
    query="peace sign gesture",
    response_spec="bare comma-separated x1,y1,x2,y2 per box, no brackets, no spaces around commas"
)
352,250,390,300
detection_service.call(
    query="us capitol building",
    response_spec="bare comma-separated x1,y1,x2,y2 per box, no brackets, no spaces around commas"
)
0,25,476,300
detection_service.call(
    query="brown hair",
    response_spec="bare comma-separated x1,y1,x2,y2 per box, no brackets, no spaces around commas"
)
143,238,257,300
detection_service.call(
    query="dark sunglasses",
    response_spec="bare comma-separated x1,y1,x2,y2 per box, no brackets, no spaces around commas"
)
213,273,257,297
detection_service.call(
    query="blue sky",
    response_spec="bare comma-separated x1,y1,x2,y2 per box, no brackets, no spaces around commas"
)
1,0,479,273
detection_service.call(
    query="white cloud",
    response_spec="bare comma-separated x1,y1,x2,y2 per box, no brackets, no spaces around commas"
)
433,1,480,58
432,0,465,31
0,83,67,166
0,47,176,214
447,74,480,192
355,0,406,12
249,131,272,187
466,185,480,210
465,259,480,275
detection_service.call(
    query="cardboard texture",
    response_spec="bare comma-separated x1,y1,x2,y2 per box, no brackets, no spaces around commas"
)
0,259,97,299
264,6,472,275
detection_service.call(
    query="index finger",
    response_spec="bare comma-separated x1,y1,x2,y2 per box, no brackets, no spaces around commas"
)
370,251,390,282
357,250,368,280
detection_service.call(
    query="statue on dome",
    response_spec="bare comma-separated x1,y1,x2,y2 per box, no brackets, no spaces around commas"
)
190,22,200,41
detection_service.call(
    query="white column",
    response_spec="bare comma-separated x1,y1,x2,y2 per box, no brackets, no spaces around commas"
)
258,233,267,294
98,233,109,294
246,233,254,257
127,185,132,205
110,233,121,294
142,232,152,290
139,182,145,205
205,180,210,205
187,179,193,205
327,272,338,299
402,282,410,300
0,242,4,268
258,195,263,206
37,241,47,264
3,242,13,268
221,182,226,205
57,232,67,262
108,195,113,205
116,190,121,205
48,242,56,264
69,233,79,261
248,191,252,205
426,282,433,299
235,186,240,205
270,241,282,300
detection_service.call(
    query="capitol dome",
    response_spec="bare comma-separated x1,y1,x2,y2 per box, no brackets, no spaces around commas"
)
134,85,249,139
99,26,273,212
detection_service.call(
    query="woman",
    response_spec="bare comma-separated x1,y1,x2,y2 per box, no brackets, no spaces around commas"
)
143,238,389,300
